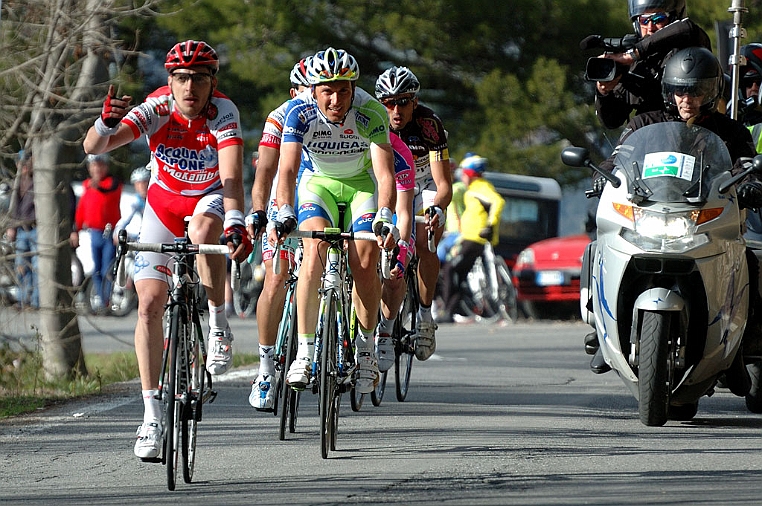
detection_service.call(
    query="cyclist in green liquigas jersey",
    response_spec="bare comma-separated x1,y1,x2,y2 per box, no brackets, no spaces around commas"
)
269,48,397,395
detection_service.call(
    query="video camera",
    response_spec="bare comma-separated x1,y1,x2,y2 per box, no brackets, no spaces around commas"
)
580,34,638,82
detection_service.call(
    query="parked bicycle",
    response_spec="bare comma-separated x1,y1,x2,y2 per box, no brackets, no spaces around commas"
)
457,241,518,324
113,228,239,490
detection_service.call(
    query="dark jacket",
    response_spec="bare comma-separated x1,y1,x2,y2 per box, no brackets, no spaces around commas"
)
595,19,712,129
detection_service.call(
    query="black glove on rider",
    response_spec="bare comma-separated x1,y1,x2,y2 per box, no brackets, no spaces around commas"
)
478,226,494,241
245,210,268,238
591,176,607,197
738,181,762,210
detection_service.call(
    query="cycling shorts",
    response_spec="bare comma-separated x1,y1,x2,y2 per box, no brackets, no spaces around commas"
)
414,177,438,215
133,184,224,284
297,170,377,232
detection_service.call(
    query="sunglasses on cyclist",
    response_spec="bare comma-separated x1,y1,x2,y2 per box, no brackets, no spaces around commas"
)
638,12,669,26
382,97,414,108
171,72,213,85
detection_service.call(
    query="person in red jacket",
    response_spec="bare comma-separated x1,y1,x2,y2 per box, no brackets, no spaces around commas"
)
72,153,122,313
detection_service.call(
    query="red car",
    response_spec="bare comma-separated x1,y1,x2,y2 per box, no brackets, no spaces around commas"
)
511,234,591,319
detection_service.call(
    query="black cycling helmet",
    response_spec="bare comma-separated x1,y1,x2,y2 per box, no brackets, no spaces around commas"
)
662,47,723,114
740,44,762,98
628,0,686,34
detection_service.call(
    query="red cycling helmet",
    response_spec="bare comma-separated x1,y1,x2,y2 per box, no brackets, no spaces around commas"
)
165,40,219,75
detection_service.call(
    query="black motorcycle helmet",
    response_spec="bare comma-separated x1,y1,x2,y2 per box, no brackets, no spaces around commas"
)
661,47,723,114
740,43,762,99
628,0,686,35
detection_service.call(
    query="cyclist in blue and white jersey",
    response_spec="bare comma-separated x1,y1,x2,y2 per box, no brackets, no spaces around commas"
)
270,47,398,395
375,66,452,361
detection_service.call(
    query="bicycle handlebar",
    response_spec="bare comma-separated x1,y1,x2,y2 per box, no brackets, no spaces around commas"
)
114,239,239,291
272,229,381,276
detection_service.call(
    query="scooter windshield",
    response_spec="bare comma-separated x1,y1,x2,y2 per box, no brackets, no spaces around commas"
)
612,122,733,203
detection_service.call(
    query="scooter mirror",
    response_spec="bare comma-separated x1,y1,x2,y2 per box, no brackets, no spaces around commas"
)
753,154,762,175
561,146,590,167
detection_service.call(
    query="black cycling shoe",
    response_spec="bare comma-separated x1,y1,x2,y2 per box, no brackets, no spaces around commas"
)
584,331,599,355
590,348,611,374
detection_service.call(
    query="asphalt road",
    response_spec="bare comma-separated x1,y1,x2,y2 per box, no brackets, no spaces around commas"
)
2,314,762,505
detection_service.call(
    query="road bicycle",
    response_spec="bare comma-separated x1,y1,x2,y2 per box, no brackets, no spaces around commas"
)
371,253,420,406
113,228,238,490
370,216,434,407
458,241,518,324
272,241,301,440
276,223,380,459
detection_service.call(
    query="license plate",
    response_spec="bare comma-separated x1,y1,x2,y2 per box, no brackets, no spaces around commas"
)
536,271,564,286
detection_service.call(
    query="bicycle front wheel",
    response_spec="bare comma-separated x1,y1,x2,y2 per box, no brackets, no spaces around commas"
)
278,291,299,440
165,305,183,491
319,290,338,459
396,268,418,401
182,311,202,484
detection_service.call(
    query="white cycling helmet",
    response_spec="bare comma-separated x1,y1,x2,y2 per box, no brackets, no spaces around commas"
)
290,56,312,88
375,66,420,99
306,47,359,84
130,165,151,184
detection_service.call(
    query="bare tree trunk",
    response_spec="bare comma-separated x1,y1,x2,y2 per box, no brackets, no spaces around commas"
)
34,135,86,379
31,0,112,380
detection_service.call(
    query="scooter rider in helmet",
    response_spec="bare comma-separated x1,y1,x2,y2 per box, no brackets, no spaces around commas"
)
594,0,711,129
587,47,759,374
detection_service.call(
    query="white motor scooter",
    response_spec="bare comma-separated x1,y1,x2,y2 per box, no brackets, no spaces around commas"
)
564,122,762,426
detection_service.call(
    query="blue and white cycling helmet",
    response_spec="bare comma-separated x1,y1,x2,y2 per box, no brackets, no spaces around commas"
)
307,47,359,84
375,66,420,99
460,154,488,173
130,165,151,184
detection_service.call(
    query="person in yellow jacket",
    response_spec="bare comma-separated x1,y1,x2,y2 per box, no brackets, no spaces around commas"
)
438,154,504,323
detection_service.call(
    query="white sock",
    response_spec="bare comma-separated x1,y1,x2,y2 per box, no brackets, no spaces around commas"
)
378,315,395,335
418,304,433,323
297,334,315,361
357,326,374,352
209,302,227,329
142,389,161,423
259,344,275,376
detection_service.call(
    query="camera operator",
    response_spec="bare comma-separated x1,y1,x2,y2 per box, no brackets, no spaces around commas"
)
738,44,762,128
593,0,711,129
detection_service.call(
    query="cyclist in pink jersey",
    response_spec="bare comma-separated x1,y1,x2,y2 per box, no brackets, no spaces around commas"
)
375,132,415,371
83,40,252,460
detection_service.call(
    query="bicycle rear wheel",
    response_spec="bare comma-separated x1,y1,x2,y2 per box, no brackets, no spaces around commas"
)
165,305,182,491
278,291,299,440
319,290,338,459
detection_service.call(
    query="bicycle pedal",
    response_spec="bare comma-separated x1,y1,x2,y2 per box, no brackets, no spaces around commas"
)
208,390,217,404
140,456,162,464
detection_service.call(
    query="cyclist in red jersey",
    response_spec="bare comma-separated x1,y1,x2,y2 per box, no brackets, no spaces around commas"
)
83,40,252,460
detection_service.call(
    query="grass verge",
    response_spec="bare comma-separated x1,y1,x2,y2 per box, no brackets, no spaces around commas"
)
0,345,258,419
